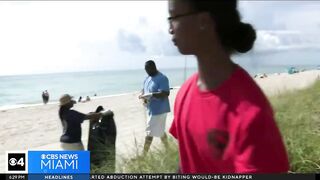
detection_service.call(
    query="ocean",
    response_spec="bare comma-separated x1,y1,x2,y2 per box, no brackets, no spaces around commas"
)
1,51,319,110
0,68,197,110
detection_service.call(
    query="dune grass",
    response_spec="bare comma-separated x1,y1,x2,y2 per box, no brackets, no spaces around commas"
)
92,80,320,173
90,137,179,173
270,80,320,173
117,139,179,173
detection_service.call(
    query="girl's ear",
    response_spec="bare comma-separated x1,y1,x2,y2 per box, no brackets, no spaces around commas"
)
197,11,216,31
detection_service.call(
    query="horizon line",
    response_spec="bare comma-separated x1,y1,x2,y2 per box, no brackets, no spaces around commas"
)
0,66,198,77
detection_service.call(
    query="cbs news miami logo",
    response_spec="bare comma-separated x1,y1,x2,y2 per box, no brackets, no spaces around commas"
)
6,151,90,174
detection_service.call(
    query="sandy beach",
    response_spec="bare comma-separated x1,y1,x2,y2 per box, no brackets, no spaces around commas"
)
0,70,319,172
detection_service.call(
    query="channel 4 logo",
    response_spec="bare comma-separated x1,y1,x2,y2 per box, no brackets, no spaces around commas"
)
6,151,28,173
8,153,25,171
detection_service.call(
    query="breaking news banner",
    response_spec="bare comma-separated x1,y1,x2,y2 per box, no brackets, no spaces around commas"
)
88,174,317,180
2,151,319,180
0,174,319,180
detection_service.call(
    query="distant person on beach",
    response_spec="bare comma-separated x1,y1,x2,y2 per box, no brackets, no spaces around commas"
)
86,96,91,102
78,96,82,103
58,94,102,150
167,0,289,173
139,60,170,155
42,90,49,104
288,67,298,74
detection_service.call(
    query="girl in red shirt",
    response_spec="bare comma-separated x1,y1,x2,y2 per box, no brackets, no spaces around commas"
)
168,0,289,173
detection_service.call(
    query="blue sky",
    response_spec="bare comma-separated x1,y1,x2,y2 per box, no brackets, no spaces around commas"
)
0,1,319,76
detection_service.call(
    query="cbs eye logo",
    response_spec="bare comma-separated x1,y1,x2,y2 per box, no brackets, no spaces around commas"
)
8,153,25,171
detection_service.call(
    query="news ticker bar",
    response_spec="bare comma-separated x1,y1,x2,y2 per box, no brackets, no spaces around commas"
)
0,174,319,180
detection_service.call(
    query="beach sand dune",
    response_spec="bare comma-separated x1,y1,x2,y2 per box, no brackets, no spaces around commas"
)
255,70,320,96
0,70,319,172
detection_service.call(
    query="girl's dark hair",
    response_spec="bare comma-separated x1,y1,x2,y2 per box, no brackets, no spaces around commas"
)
187,0,256,53
59,106,69,121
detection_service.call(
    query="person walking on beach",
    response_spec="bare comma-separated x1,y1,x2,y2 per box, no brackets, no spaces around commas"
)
42,90,49,104
168,0,289,173
139,60,170,155
58,94,102,150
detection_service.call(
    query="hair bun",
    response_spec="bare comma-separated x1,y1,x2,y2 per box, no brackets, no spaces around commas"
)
233,22,256,53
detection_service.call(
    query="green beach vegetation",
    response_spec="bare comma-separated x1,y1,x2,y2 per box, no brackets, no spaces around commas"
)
270,80,320,173
92,80,320,173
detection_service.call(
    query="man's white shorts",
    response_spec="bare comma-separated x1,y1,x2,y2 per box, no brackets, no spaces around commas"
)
146,113,167,137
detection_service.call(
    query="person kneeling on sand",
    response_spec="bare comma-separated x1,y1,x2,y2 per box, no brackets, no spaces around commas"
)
58,94,102,150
